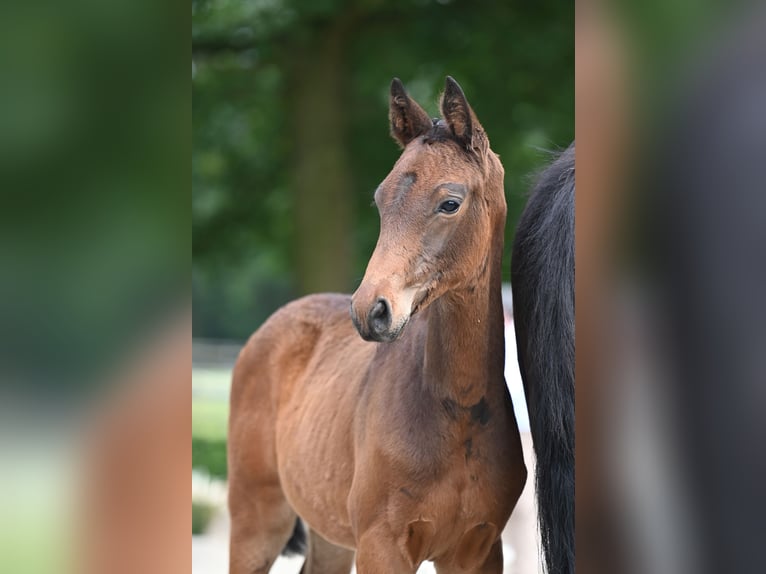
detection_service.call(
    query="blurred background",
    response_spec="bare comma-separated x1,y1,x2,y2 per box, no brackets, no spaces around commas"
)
0,0,187,572
192,0,573,571
577,1,766,573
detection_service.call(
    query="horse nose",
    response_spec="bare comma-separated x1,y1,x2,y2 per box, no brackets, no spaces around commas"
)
368,297,391,336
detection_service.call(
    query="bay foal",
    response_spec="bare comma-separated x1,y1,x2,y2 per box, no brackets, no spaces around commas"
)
228,77,526,573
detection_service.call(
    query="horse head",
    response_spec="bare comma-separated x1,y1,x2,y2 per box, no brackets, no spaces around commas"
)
351,77,505,342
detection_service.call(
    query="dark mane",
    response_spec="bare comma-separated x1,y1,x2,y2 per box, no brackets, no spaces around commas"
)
422,118,454,144
421,118,485,166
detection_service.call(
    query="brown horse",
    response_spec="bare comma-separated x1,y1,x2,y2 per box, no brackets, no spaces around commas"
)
228,77,526,573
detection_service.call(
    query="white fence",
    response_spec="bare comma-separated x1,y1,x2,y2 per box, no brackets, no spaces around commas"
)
193,339,244,369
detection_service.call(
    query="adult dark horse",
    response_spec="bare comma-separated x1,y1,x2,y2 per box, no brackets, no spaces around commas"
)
511,143,575,574
228,77,527,573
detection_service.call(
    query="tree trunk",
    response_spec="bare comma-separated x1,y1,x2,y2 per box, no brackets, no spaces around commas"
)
287,18,354,295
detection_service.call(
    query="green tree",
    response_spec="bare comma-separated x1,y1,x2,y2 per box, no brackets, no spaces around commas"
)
192,0,573,339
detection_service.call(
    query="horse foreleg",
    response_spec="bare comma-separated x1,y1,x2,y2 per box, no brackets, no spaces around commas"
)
354,526,417,574
434,540,504,574
299,529,354,574
472,541,503,574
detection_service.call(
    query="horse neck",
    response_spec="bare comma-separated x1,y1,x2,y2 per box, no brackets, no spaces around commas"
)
422,214,506,407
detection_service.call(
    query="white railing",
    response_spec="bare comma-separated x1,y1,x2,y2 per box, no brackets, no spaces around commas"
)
193,339,244,369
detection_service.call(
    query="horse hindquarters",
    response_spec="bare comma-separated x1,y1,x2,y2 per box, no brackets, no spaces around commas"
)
228,480,299,574
228,295,355,573
227,309,311,573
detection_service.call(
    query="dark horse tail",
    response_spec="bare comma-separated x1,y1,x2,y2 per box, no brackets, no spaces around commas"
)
511,143,575,574
281,518,307,556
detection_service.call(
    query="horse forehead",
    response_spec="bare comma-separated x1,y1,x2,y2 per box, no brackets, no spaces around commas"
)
404,139,464,171
385,143,467,191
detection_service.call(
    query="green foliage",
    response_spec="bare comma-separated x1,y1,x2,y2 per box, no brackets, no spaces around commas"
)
192,367,229,477
193,0,574,339
193,437,228,479
192,501,216,535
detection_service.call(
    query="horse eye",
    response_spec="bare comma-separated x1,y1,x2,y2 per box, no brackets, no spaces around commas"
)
438,200,461,214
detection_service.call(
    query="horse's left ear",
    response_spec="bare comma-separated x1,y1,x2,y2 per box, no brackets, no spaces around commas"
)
440,77,487,152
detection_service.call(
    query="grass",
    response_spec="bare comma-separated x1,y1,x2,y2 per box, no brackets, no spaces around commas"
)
192,501,215,535
193,437,228,479
193,367,231,478
192,401,229,440
192,367,231,439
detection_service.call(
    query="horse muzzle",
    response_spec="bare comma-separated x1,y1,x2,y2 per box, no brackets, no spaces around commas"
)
350,287,411,343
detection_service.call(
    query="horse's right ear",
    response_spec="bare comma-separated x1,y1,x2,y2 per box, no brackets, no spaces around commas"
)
389,78,431,148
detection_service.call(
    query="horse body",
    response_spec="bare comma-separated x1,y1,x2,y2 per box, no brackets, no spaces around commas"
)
231,291,523,572
229,78,526,574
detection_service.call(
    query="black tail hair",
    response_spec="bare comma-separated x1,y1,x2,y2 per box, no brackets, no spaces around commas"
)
511,143,575,574
281,518,307,556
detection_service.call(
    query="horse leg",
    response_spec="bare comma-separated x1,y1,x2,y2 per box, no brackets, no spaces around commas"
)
299,529,354,574
228,480,297,574
434,540,504,574
472,541,503,574
355,527,416,574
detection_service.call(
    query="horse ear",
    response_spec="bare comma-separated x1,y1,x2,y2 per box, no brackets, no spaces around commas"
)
440,76,486,152
389,78,432,148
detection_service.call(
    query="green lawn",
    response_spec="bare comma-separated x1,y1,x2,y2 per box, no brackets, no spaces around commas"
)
192,367,230,440
192,401,229,440
193,368,231,478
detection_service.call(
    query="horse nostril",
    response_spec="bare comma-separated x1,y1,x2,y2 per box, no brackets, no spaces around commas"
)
371,299,387,319
368,297,391,332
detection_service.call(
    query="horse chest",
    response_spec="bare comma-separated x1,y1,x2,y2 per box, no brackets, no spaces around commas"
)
399,441,515,525
351,420,519,555
352,396,525,563
373,459,514,569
